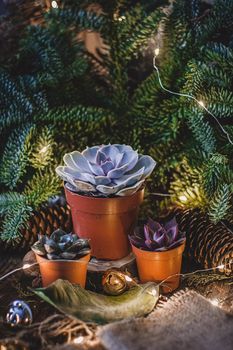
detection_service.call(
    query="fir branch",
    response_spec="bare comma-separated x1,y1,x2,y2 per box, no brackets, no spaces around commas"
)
202,154,229,198
0,204,32,241
183,61,231,95
0,71,33,114
187,108,216,154
118,9,163,60
0,123,35,189
0,72,47,131
29,126,56,170
203,42,233,70
47,8,108,32
130,73,161,120
0,192,26,216
170,159,206,208
24,169,61,209
0,72,34,131
33,105,112,124
195,0,233,43
209,184,232,223
115,4,144,39
200,88,233,118
21,26,66,80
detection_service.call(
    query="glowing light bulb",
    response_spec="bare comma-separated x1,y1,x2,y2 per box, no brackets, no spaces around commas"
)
217,264,225,270
198,100,205,107
125,275,133,282
51,1,58,8
118,15,126,21
23,264,32,270
210,299,219,307
179,195,188,202
154,48,160,57
147,288,158,297
73,336,84,344
39,145,50,154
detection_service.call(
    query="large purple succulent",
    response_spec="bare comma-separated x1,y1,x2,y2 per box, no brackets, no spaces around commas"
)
129,217,185,252
56,144,156,196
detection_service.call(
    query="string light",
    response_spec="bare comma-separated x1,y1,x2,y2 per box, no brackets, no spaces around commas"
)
210,299,219,307
125,275,133,282
0,259,89,282
217,264,225,270
148,288,158,297
23,263,32,270
0,263,38,281
150,192,172,197
0,262,230,312
73,336,84,344
158,263,231,291
198,100,205,108
0,261,230,283
51,1,58,8
179,195,188,202
118,15,126,22
154,47,160,57
153,49,233,146
39,145,50,154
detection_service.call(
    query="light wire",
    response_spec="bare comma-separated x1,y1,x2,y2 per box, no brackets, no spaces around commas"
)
153,55,233,146
158,264,227,289
0,263,39,281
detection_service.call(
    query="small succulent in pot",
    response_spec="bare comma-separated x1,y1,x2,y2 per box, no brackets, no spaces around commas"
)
56,144,156,197
32,229,91,260
129,217,185,252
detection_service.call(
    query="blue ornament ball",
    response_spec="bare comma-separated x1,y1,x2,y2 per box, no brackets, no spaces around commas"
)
6,300,33,326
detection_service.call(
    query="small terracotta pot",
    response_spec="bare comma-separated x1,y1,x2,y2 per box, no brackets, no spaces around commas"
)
132,241,185,293
36,253,90,287
65,186,144,260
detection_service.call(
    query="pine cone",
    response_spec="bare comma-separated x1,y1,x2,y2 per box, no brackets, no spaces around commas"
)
174,208,233,275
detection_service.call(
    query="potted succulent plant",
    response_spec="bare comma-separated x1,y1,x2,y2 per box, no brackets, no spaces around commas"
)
32,229,91,287
56,144,156,260
129,217,186,293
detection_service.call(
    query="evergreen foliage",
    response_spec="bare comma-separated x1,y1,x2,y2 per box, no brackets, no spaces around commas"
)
0,0,232,241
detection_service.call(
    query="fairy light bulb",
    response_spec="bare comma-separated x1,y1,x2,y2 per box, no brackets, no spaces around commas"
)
23,264,32,270
51,1,58,8
151,288,158,297
39,145,50,154
217,264,225,270
179,195,188,202
210,299,219,307
198,100,205,107
73,336,84,344
154,48,160,57
118,15,126,22
125,275,133,282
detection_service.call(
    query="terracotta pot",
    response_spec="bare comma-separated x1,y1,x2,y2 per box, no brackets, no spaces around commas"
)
65,186,144,260
132,241,185,293
36,253,90,287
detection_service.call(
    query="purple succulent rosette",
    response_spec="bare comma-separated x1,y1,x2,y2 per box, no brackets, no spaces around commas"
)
129,217,186,252
56,144,156,196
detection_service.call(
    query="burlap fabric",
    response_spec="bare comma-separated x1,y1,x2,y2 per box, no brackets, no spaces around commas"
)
99,289,233,350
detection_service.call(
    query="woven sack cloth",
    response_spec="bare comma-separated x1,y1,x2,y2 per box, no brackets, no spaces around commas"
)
99,289,233,350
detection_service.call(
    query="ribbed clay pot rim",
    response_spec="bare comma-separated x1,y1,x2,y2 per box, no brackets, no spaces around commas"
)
131,240,186,261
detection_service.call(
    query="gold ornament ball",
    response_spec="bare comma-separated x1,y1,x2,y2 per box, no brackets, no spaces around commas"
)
102,269,129,296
